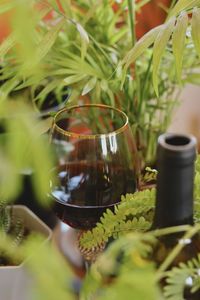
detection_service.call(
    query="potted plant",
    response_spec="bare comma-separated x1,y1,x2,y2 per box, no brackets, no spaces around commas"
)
0,204,52,300
1,0,200,172
1,1,200,299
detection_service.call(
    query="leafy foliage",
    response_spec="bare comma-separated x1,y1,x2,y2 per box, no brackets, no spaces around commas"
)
1,1,200,300
0,201,24,265
163,254,200,299
0,100,54,203
80,154,200,249
1,0,200,166
79,188,155,249
81,232,159,300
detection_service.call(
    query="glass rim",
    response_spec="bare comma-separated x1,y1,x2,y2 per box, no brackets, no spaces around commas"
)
52,104,129,138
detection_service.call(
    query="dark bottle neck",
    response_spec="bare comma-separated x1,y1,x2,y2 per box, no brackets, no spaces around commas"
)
152,134,196,229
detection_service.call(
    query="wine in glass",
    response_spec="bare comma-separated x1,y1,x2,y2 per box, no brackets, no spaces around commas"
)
50,104,138,230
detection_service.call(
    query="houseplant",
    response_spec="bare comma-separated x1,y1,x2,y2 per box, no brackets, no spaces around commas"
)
0,204,52,300
3,1,199,299
1,0,200,171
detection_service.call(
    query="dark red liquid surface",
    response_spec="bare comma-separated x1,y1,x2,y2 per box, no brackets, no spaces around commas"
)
51,161,136,229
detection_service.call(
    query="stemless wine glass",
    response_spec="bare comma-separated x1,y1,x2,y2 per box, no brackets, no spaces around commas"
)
50,104,138,231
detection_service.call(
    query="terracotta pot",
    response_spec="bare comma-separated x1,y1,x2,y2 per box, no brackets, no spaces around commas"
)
0,205,52,300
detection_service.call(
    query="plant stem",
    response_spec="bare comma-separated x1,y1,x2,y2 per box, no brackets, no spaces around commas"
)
127,0,136,47
157,224,200,277
127,0,141,123
170,0,177,10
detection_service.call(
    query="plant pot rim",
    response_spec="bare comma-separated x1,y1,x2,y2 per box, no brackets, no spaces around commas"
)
0,205,52,269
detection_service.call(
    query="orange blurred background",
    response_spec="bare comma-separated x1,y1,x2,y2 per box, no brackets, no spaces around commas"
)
0,0,171,42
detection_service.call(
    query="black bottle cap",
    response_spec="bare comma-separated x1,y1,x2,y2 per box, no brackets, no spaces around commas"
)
157,133,197,166
153,133,197,228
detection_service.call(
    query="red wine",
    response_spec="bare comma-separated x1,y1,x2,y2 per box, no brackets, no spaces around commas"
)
51,161,136,229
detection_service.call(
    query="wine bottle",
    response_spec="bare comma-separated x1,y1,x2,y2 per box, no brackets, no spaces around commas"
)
152,133,200,299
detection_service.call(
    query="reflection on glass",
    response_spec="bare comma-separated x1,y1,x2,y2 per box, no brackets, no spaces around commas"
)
50,104,138,230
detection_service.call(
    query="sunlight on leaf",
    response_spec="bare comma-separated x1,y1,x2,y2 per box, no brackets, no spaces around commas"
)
36,17,66,64
122,25,162,69
191,8,200,57
76,22,90,59
169,0,200,17
63,73,87,85
22,235,75,300
153,17,176,96
172,12,188,82
0,33,16,58
0,0,17,14
82,77,97,95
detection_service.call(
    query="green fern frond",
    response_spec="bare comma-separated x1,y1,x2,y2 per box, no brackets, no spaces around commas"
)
0,203,25,264
79,189,155,249
164,254,200,299
11,219,24,247
0,201,11,234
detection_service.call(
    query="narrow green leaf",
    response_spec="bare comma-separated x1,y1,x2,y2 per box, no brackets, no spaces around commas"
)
0,0,17,14
110,28,128,45
58,0,72,17
0,33,15,57
169,0,200,17
36,4,52,21
63,74,86,85
36,18,65,63
153,17,176,96
184,73,200,84
76,22,89,59
172,12,188,82
135,0,151,11
191,8,200,57
45,0,60,12
34,80,59,101
122,25,162,69
82,77,97,96
0,77,19,101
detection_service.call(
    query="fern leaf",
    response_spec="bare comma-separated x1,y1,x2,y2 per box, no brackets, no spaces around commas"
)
164,255,200,299
79,189,155,250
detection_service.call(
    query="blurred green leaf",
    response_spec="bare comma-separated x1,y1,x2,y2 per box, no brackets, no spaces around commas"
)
22,235,75,300
191,8,200,57
33,79,60,101
58,0,72,16
76,22,90,59
0,33,16,58
110,27,128,45
0,0,17,14
169,0,200,17
11,0,37,70
153,17,176,96
0,77,19,101
122,25,162,69
35,17,66,64
183,73,200,84
0,101,54,203
82,77,97,95
63,73,87,85
172,12,188,82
